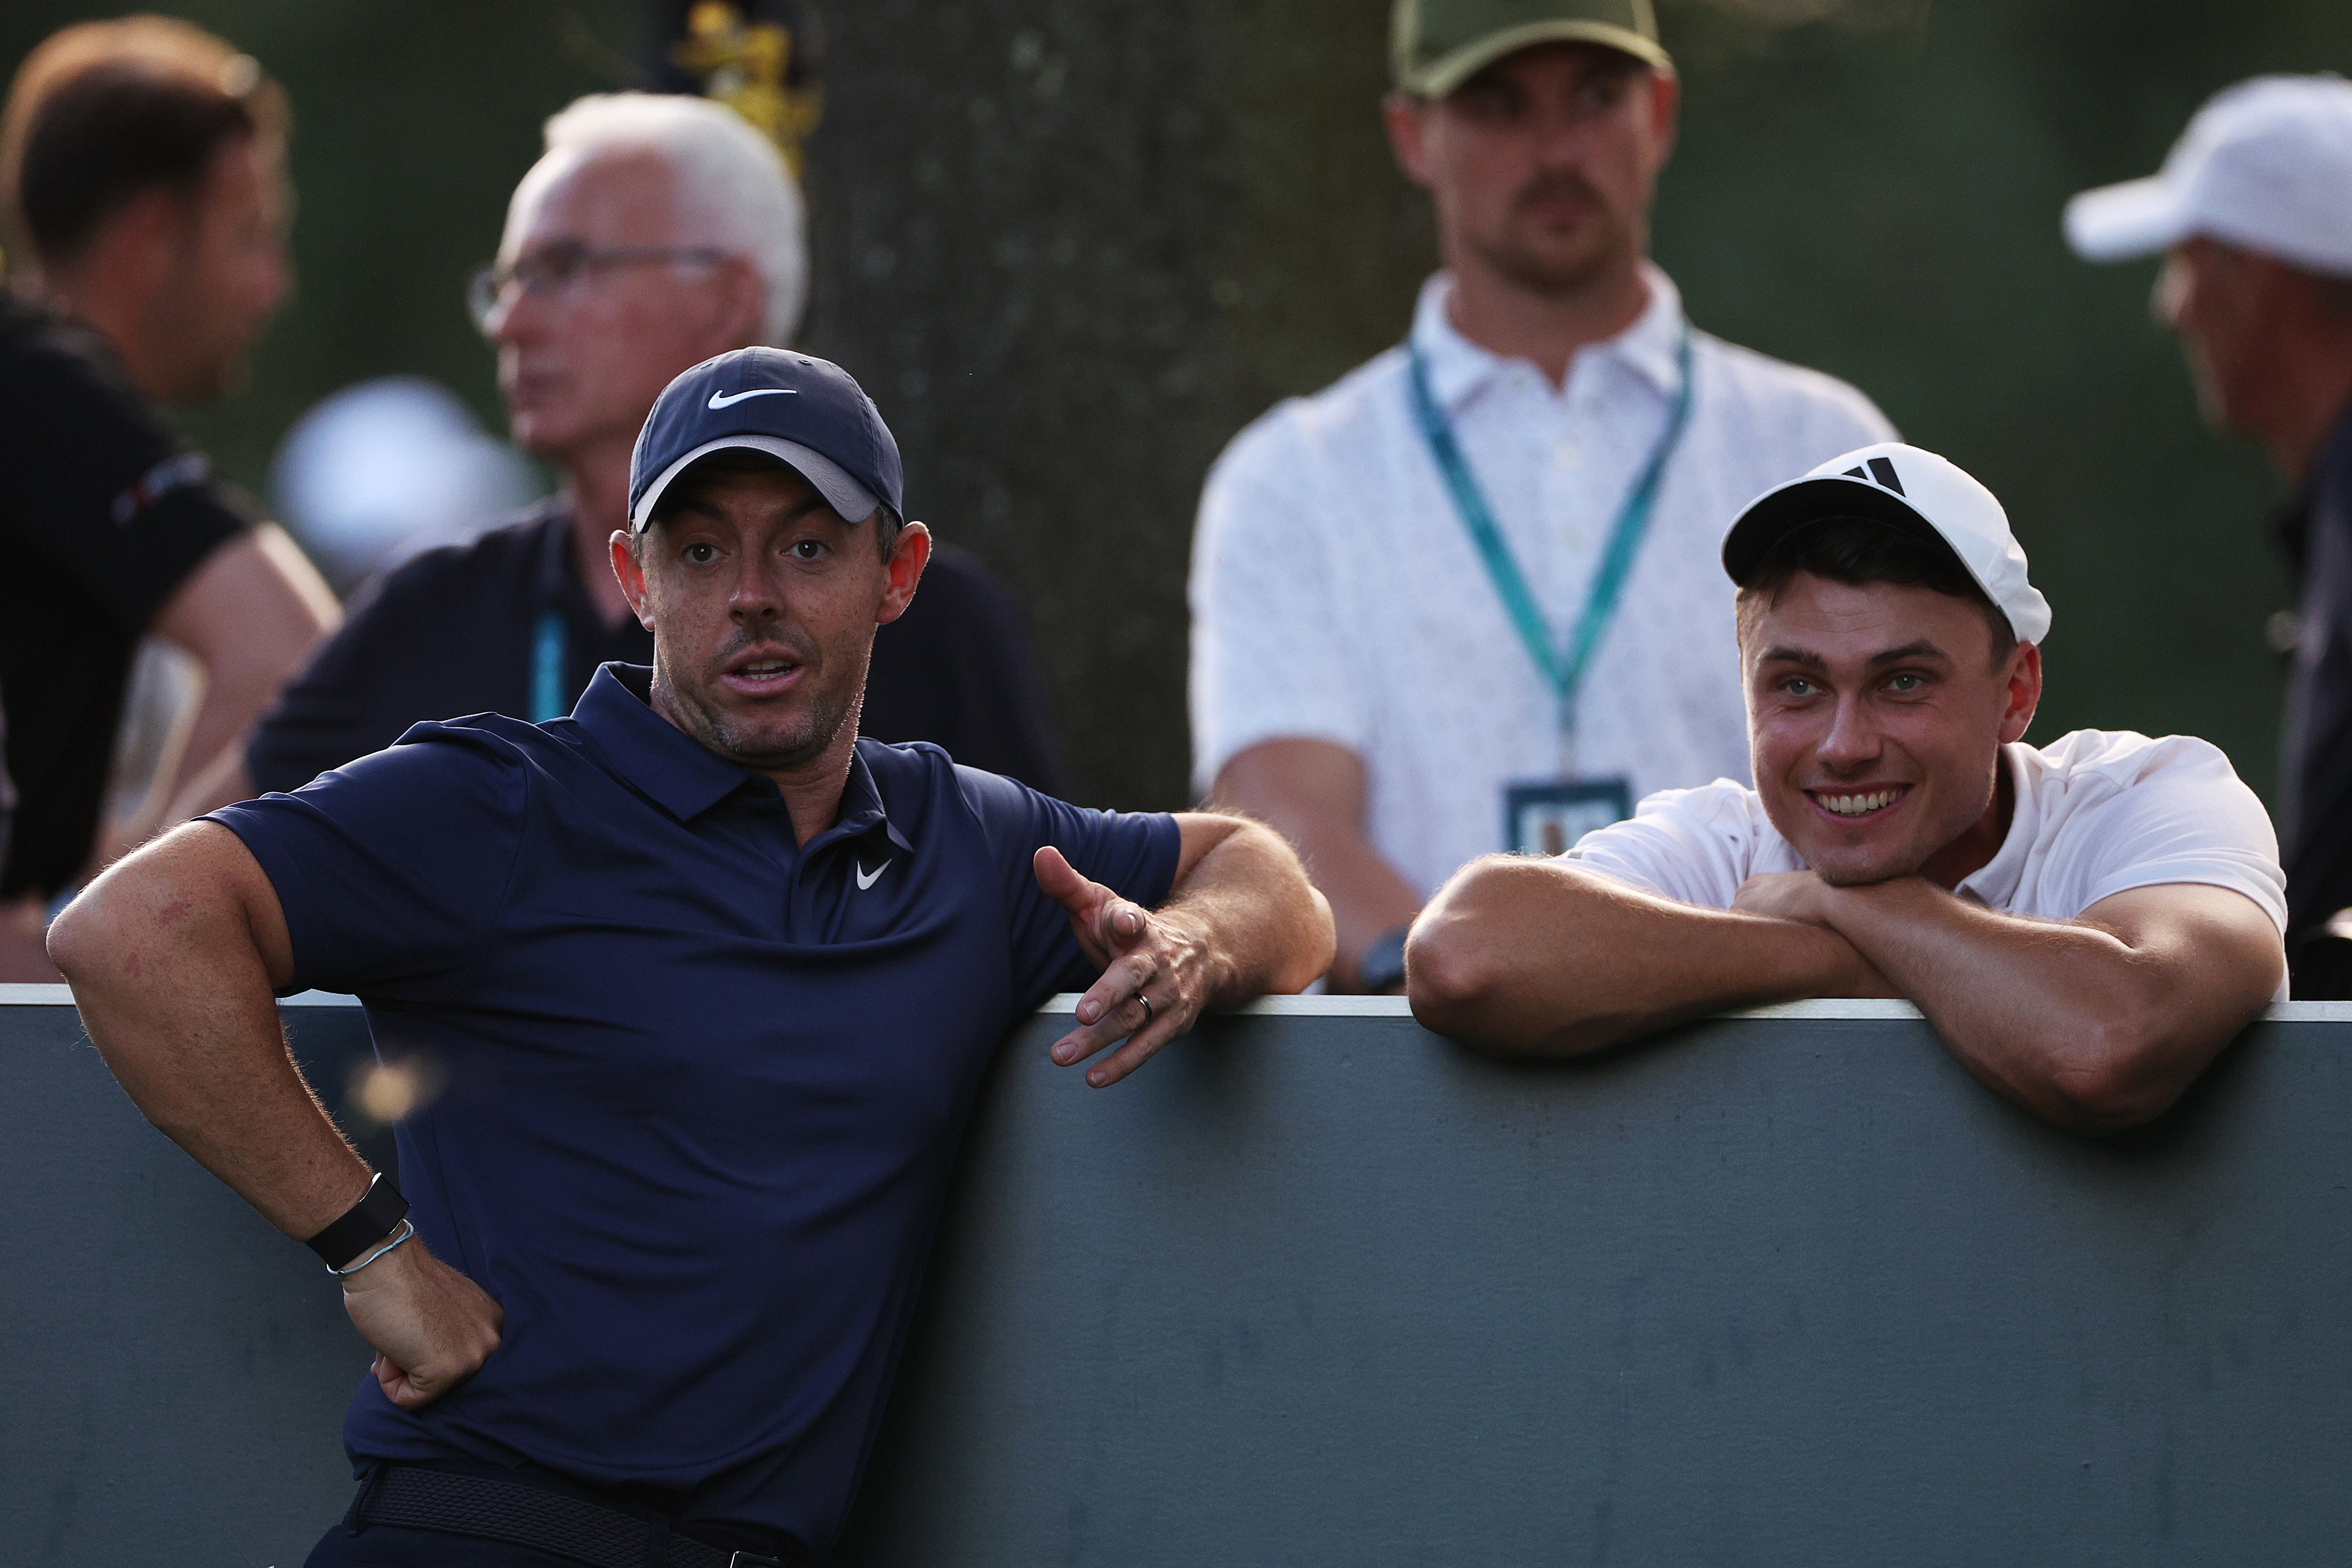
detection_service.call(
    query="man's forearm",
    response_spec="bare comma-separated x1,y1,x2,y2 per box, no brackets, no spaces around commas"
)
53,826,502,1408
1408,857,1890,1056
149,526,336,841
1802,878,2271,1130
160,751,256,836
1161,820,1335,1003
49,829,371,1239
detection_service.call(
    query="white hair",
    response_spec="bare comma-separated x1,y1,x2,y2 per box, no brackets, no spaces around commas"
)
541,91,807,345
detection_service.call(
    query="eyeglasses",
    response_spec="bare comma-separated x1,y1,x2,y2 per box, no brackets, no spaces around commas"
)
466,242,730,331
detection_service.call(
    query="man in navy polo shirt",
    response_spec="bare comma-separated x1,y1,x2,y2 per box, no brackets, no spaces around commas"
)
51,348,1334,1567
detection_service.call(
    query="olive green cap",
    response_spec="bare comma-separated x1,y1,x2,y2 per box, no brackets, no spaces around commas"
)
1391,0,1671,98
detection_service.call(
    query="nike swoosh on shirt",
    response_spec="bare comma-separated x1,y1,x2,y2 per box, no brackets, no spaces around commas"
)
706,387,798,409
856,860,890,891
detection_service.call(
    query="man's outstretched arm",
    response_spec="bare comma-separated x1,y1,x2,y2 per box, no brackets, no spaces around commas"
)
47,823,500,1407
1038,812,1335,1085
1405,855,1896,1057
1737,873,2283,1132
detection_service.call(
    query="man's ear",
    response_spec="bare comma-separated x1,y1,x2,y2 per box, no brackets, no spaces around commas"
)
876,521,932,627
1646,67,1681,170
610,529,654,631
90,186,187,300
1998,640,2043,744
1382,91,1437,190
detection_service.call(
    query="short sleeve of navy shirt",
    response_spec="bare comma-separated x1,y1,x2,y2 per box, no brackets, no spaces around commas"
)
204,664,1176,1558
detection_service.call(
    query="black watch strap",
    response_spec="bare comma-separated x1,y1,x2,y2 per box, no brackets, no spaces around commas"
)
1359,924,1412,994
305,1173,409,1270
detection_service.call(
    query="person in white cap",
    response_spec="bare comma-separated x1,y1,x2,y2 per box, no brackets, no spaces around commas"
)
1406,444,2287,1133
1187,0,1893,995
2065,73,2352,990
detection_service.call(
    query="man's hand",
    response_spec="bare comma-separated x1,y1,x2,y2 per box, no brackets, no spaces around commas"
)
339,1235,504,1410
1732,871,1904,998
1732,869,1838,925
1034,845,1225,1088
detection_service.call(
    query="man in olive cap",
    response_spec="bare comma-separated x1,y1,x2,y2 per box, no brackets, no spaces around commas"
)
1190,0,1895,994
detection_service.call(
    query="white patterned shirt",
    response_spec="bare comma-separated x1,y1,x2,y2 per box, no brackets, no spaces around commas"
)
1189,267,1897,898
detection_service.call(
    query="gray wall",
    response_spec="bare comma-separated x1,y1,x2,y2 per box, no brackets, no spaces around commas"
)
0,996,375,1567
8,994,2352,1565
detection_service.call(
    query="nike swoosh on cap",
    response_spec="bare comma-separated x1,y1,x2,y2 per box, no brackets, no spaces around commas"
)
706,387,798,409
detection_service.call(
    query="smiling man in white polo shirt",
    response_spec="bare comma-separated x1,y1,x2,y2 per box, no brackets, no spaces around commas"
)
1189,0,1894,993
1407,443,2288,1133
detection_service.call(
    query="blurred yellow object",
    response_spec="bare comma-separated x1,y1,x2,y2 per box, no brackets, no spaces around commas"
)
674,1,822,178
350,1054,446,1126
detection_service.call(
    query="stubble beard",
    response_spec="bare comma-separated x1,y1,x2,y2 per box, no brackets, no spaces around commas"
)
1466,174,1639,301
652,639,865,777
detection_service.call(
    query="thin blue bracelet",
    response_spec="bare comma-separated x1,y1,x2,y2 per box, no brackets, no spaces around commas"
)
328,1217,415,1278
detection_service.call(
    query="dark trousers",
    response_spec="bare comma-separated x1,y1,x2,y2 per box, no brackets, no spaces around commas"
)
304,1460,800,1567
305,1520,587,1566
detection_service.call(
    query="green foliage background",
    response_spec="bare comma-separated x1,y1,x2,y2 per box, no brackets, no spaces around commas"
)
5,1,2345,811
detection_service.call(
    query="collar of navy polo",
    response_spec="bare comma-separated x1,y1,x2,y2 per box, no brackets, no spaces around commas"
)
202,660,1179,1558
573,660,912,859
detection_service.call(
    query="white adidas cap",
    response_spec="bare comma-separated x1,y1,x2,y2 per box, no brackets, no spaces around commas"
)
2064,73,2352,276
1720,442,2052,646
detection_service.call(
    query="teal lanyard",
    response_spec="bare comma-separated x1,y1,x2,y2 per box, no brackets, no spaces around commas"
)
530,608,567,723
1405,321,1695,750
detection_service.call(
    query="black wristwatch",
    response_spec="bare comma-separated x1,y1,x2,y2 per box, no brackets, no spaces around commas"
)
1359,924,1411,994
305,1172,409,1270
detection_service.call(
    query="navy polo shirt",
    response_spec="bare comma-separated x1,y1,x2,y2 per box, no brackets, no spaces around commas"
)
205,664,1177,1557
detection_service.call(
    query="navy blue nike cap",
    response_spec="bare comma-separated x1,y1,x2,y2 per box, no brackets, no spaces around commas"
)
627,347,905,533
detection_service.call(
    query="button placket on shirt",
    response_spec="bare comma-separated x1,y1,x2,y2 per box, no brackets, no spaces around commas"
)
788,812,899,941
722,789,804,934
1545,360,1604,601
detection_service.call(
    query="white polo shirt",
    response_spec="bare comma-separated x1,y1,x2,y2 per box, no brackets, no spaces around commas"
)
1570,728,2289,935
1189,266,1896,898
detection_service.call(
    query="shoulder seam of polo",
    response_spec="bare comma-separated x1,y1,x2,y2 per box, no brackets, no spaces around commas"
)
377,723,535,984
945,758,1036,929
470,741,535,985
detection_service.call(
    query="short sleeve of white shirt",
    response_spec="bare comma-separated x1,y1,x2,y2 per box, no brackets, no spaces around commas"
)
1994,730,2287,933
1568,730,2287,935
1568,778,1797,908
1189,396,1369,777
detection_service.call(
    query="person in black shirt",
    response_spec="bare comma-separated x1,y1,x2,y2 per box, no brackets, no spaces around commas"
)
249,501,1064,794
237,90,1064,802
2066,76,2352,992
0,19,336,971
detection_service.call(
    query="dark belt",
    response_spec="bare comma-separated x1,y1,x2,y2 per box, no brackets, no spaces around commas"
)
352,1463,789,1568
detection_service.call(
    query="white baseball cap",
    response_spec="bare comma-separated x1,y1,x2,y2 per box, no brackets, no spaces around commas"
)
2064,73,2352,276
1720,442,2053,646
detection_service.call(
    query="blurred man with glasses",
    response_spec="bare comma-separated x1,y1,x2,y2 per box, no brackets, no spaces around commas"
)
225,92,1064,805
